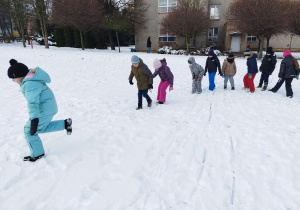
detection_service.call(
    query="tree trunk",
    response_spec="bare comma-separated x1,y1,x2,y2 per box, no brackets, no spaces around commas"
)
79,30,85,50
257,38,261,53
108,30,115,50
42,17,49,48
116,31,120,53
266,38,270,49
258,35,264,59
186,37,190,56
21,28,26,48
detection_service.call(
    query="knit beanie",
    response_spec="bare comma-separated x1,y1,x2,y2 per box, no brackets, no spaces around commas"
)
283,50,291,58
153,58,162,69
208,49,215,56
227,54,235,63
131,55,140,64
266,47,274,54
244,48,251,56
7,59,29,79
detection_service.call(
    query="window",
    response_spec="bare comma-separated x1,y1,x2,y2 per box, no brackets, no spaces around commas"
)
247,35,257,42
158,0,177,13
208,28,218,41
210,5,220,20
159,24,176,42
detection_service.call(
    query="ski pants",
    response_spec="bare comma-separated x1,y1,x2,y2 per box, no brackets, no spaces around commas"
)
138,89,151,104
259,72,270,87
192,76,202,94
243,73,257,92
157,80,169,102
270,78,294,97
208,72,216,91
24,115,65,158
224,76,234,87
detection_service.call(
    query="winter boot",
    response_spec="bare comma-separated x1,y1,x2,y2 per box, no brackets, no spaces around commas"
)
257,84,262,88
231,87,235,90
158,101,164,104
65,118,72,135
136,103,142,110
23,154,45,162
262,86,267,91
224,86,227,89
147,99,152,108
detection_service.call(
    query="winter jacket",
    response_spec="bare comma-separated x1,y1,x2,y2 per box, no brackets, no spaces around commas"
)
259,54,277,74
153,60,174,87
188,57,205,77
205,55,221,75
21,67,58,120
129,58,153,90
279,55,299,79
221,60,237,76
246,52,258,74
147,37,151,48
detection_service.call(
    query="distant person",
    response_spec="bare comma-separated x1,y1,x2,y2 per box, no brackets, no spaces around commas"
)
7,59,72,162
269,50,299,98
204,49,222,91
221,53,237,90
129,55,153,109
243,49,259,93
147,37,152,53
152,58,174,104
188,57,205,94
257,47,277,91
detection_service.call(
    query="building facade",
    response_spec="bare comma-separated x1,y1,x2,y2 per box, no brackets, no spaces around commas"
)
135,0,300,52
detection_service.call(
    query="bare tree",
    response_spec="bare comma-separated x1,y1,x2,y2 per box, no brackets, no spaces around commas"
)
10,0,33,47
51,0,103,50
227,0,291,58
102,11,131,52
289,1,300,39
161,0,210,55
0,0,13,42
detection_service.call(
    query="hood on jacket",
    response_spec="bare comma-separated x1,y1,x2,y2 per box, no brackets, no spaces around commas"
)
188,57,196,65
248,51,257,59
22,67,51,84
160,59,167,68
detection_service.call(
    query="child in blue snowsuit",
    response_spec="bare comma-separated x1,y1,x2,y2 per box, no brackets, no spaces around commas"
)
204,49,222,91
7,59,72,162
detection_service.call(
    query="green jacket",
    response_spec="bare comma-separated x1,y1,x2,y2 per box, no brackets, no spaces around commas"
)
129,58,153,90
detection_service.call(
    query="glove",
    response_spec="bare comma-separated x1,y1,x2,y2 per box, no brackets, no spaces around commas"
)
204,73,206,76
169,87,173,92
192,75,195,80
221,74,224,78
129,80,134,85
295,75,299,80
249,73,252,79
148,84,153,90
30,118,39,136
269,73,272,75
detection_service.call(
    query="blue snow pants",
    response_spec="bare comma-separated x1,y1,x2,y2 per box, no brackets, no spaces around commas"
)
209,72,216,91
24,115,65,157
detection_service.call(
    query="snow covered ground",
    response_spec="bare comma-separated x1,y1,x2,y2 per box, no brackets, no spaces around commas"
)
0,43,300,210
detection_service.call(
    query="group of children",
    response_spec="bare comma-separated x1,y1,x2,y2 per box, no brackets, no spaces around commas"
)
6,47,299,162
129,48,300,109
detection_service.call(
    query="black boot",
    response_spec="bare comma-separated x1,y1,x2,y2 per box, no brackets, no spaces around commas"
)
224,86,227,89
136,103,142,110
65,118,72,135
147,100,152,107
23,154,45,162
231,87,235,90
158,101,164,104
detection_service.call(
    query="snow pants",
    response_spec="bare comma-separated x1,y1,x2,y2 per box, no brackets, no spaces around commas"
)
24,115,65,157
192,77,203,94
224,76,235,87
270,78,294,97
243,73,257,92
259,73,270,87
157,81,170,102
138,89,151,104
208,72,216,91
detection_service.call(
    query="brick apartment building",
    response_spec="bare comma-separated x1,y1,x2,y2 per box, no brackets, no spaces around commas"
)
135,0,300,52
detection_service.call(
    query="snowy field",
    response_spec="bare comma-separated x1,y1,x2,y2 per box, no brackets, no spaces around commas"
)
0,43,300,210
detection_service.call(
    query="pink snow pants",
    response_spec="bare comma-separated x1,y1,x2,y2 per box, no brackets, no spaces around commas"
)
157,81,170,103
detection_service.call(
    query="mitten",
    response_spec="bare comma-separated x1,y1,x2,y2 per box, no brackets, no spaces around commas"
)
30,118,39,136
249,73,252,79
129,80,134,85
295,75,299,80
192,75,195,80
148,84,153,89
169,87,173,91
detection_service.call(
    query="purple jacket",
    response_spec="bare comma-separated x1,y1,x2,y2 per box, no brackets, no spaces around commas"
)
153,60,174,87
